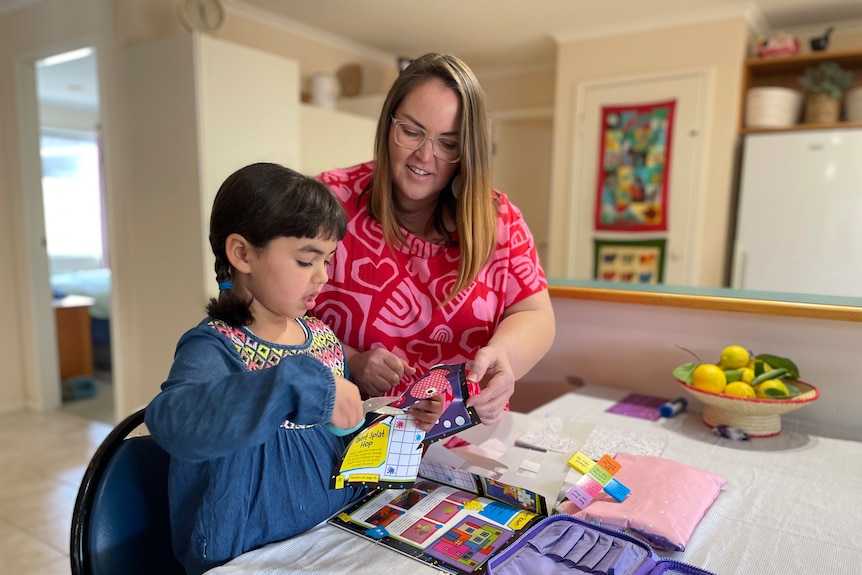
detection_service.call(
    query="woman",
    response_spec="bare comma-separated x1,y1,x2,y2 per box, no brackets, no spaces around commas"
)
314,53,554,424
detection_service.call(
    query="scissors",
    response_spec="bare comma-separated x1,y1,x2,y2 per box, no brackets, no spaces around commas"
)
326,395,405,436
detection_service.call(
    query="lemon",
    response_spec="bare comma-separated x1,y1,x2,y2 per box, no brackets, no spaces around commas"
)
691,364,727,393
724,381,756,398
754,379,790,399
739,367,755,384
719,345,750,369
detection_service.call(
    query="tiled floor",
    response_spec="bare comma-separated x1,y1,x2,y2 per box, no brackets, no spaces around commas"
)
58,375,115,427
0,408,111,574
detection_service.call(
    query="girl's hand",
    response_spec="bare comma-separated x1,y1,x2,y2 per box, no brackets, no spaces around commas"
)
348,348,416,396
329,375,364,430
408,394,444,432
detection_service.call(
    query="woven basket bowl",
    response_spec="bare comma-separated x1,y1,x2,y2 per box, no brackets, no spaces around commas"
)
676,379,819,438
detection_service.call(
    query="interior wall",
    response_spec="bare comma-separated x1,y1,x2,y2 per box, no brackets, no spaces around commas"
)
547,18,750,285
3,2,859,418
527,295,862,435
476,64,556,110
0,0,403,414
0,0,117,412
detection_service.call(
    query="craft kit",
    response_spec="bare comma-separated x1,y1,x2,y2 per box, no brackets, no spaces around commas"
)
329,374,721,574
487,514,717,575
330,457,549,575
331,363,481,489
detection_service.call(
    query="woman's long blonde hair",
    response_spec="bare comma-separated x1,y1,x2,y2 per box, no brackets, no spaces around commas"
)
366,53,496,303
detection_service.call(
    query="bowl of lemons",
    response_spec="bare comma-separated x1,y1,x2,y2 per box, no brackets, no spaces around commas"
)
672,345,819,437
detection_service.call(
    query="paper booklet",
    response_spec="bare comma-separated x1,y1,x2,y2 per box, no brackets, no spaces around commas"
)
331,363,482,490
329,456,549,575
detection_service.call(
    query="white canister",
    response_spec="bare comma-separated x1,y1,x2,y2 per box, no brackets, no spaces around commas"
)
846,87,862,123
744,87,804,128
310,72,337,109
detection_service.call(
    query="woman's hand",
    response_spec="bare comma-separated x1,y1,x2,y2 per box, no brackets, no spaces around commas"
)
464,346,515,425
408,394,444,432
329,374,364,430
348,348,416,396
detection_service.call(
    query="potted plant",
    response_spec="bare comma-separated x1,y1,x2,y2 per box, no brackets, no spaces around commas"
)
798,62,854,123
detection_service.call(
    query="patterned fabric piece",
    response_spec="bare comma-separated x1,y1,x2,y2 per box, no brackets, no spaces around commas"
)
315,162,547,397
207,316,346,376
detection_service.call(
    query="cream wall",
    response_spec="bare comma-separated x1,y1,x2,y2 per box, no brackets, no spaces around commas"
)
0,0,118,412
0,0,402,416
526,296,862,435
546,17,750,285
2,0,860,427
476,64,556,110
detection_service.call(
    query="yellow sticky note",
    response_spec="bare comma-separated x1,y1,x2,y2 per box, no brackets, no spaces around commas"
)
568,451,595,474
509,511,538,530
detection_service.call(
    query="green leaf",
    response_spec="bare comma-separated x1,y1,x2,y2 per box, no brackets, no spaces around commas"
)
751,367,790,387
753,361,766,377
723,369,743,383
784,382,802,398
672,362,697,384
759,386,790,399
756,354,800,380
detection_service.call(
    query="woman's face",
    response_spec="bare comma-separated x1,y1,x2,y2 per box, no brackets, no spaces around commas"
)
388,79,461,206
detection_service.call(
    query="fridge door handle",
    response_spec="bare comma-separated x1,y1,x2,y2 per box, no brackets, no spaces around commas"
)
731,243,745,289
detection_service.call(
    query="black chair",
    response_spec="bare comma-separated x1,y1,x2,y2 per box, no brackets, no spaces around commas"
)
70,407,185,575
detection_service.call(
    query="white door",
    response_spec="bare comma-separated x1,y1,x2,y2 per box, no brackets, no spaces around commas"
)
568,70,709,285
491,115,553,266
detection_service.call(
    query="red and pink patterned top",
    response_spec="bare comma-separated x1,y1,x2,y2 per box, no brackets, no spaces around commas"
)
314,161,547,397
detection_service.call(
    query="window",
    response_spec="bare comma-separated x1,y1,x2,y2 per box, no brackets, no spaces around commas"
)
40,129,106,265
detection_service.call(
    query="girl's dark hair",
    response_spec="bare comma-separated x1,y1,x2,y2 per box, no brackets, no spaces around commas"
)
206,162,347,325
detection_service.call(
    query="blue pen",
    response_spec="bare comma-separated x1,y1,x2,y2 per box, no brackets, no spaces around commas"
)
659,397,688,418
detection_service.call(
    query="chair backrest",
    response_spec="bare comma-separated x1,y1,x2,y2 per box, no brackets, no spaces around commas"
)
70,407,185,575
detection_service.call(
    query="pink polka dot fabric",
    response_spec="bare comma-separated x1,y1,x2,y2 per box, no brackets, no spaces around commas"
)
560,453,726,551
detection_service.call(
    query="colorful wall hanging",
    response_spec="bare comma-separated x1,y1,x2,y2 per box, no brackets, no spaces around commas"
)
593,238,666,284
595,100,675,231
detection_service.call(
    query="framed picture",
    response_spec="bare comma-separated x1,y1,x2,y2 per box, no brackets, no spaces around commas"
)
595,100,675,232
593,238,666,284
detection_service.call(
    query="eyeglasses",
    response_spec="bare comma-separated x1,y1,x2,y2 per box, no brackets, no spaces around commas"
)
390,116,461,163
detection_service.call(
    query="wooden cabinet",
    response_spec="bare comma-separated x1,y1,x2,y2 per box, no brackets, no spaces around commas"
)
53,295,95,381
739,48,862,134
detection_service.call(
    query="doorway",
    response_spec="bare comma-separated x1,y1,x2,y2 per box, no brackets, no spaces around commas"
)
568,70,710,285
20,45,115,424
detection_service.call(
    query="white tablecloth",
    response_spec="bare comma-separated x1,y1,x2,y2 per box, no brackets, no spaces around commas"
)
207,384,862,574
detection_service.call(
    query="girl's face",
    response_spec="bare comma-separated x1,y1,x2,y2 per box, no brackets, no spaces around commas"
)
388,79,461,206
244,234,337,322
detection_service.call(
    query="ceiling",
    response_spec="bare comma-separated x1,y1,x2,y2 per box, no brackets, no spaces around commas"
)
25,0,862,113
36,50,99,112
234,0,862,67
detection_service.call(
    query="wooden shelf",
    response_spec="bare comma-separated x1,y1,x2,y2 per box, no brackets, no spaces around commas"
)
739,47,862,133
740,120,862,135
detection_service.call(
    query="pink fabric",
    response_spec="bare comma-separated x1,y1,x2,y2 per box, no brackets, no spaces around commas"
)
559,453,726,551
314,162,547,398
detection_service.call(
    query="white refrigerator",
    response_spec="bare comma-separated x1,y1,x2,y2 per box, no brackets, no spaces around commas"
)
732,129,862,297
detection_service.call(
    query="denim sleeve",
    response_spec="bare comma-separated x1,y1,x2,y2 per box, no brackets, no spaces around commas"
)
145,329,336,461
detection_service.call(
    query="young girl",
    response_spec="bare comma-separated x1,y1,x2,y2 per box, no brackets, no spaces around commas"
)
145,163,442,575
